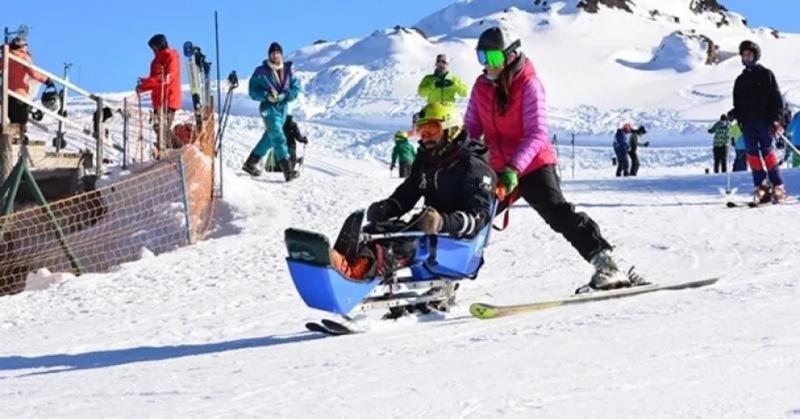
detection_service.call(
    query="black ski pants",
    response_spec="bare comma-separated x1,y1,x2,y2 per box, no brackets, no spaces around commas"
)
398,162,411,178
628,150,640,176
615,149,629,177
506,165,612,262
713,145,728,173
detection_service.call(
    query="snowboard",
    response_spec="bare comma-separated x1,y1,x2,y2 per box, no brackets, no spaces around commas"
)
469,277,720,320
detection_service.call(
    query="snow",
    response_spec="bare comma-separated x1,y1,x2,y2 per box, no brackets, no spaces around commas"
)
3,0,800,417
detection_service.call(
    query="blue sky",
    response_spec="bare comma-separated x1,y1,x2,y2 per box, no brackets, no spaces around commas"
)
4,0,798,92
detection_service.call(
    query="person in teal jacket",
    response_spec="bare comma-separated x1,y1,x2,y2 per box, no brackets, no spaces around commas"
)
731,122,747,171
390,130,416,178
417,54,468,105
787,111,800,167
243,41,301,181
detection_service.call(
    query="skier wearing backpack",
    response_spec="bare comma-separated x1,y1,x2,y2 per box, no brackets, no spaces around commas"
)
390,130,416,178
417,54,469,105
727,40,787,204
464,27,643,291
708,114,731,173
136,34,181,151
243,42,301,181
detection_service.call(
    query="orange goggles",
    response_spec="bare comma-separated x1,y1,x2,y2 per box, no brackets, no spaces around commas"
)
416,120,444,140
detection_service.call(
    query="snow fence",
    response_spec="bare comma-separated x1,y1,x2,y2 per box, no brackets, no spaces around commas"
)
0,115,217,296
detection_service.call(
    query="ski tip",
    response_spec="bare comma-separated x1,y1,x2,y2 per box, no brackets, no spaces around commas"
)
469,303,499,320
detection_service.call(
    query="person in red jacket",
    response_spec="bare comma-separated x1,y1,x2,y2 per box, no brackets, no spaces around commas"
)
0,37,53,128
464,27,642,292
136,34,181,151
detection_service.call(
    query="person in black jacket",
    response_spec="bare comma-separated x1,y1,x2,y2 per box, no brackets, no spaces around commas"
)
728,40,787,204
330,102,497,280
283,115,308,171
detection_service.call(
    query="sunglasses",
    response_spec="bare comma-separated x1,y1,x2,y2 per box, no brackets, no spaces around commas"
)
417,120,444,140
477,49,505,69
436,60,448,64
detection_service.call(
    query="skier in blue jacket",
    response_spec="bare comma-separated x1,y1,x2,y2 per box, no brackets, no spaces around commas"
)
613,123,632,177
243,42,302,181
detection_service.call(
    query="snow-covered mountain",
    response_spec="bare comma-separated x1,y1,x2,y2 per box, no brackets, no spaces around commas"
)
275,0,800,135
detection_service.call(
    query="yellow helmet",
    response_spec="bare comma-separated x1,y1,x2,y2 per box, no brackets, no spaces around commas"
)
394,130,408,141
415,102,462,140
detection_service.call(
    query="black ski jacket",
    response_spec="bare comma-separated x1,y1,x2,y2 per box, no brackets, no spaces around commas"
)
730,64,784,123
371,131,497,239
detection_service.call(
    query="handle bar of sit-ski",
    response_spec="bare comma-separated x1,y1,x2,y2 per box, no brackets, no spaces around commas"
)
361,231,450,241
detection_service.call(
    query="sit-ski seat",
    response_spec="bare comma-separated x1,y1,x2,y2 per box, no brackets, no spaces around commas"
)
285,220,493,315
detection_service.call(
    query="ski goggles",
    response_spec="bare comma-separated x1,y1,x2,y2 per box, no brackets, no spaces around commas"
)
477,49,505,69
417,120,444,140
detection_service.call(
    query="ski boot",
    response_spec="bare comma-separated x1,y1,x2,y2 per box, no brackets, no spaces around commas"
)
278,159,299,182
588,250,631,290
242,152,262,177
750,184,772,206
772,184,787,204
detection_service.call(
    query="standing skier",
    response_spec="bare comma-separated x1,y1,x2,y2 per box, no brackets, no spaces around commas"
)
730,121,747,172
390,130,415,178
708,114,731,173
331,102,496,280
417,54,468,105
136,34,181,151
243,42,301,180
283,115,308,173
464,27,640,291
727,40,787,204
0,37,53,129
613,123,631,177
628,125,648,177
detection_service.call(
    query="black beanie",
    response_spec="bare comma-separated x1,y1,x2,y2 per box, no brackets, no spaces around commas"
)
269,42,283,55
148,34,168,50
477,27,505,50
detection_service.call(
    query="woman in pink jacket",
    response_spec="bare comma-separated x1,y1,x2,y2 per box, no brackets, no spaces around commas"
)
464,27,640,292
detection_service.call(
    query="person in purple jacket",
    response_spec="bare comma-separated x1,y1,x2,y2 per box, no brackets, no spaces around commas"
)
465,27,643,291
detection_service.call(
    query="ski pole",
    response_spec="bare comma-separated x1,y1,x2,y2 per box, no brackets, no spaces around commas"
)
299,143,307,174
779,133,800,156
725,146,733,194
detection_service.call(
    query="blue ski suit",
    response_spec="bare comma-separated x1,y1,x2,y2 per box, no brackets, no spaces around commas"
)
248,61,301,161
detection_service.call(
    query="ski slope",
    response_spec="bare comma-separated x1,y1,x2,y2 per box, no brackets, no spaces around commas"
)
4,0,800,417
2,120,800,416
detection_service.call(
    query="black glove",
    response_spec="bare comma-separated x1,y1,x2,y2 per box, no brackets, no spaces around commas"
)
644,141,650,147
366,199,398,223
298,136,308,144
45,78,56,88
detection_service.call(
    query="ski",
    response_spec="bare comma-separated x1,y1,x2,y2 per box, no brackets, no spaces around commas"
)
469,277,720,320
183,41,203,128
304,319,360,337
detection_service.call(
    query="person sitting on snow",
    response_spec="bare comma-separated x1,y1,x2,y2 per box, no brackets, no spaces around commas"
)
390,130,416,178
331,102,497,280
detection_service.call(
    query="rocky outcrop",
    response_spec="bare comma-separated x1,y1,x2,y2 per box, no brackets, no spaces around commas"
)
577,0,634,14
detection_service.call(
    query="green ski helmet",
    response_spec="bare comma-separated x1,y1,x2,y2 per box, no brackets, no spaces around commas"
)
394,130,409,141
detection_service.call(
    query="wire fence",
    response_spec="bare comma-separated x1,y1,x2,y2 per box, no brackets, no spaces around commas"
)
0,113,216,296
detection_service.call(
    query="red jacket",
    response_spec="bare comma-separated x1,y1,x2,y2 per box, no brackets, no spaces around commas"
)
0,49,48,96
138,48,182,110
464,56,556,176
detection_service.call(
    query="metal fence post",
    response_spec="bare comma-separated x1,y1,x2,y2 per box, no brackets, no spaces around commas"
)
122,97,128,170
571,133,576,180
94,97,104,176
176,155,193,245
